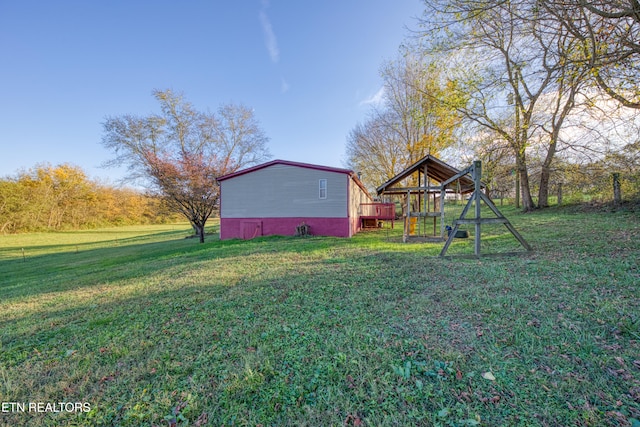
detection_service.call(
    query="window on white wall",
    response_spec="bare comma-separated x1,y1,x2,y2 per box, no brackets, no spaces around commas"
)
319,179,327,199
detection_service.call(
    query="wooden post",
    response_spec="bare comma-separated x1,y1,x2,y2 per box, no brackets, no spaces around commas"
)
557,182,563,206
515,169,520,209
424,165,429,237
433,191,437,236
440,160,533,257
404,190,411,242
612,173,621,205
440,186,446,238
474,160,482,257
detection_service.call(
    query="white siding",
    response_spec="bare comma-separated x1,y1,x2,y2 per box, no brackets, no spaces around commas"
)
349,178,371,218
221,164,348,218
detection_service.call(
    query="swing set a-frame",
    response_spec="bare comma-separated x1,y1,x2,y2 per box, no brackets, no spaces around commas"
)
376,155,532,257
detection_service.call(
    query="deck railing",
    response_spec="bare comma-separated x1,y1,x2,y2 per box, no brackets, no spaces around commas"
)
359,203,395,219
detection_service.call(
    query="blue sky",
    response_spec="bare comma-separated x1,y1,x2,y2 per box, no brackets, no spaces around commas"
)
0,0,424,184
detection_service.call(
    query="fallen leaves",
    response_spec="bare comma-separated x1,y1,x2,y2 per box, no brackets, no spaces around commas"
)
346,375,357,389
344,413,363,426
482,371,496,381
194,412,208,427
527,318,541,328
100,373,117,383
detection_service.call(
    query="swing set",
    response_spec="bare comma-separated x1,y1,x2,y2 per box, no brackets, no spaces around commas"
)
376,155,532,257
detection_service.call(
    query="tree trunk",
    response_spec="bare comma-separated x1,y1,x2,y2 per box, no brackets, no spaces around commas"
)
557,182,563,206
189,220,206,243
538,167,551,208
196,223,205,243
515,153,535,212
515,169,520,209
538,138,558,208
519,169,535,212
612,173,621,205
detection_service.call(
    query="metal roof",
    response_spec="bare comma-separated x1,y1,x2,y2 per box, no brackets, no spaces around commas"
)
376,155,477,195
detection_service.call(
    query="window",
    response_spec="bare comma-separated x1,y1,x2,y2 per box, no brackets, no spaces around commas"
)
319,179,327,199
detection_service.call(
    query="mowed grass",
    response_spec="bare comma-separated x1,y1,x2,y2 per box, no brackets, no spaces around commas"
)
0,207,639,426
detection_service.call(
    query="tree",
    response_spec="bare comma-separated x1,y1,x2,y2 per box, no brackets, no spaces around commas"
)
346,54,466,187
14,163,97,229
416,0,590,210
102,89,271,242
381,55,464,162
0,163,179,233
541,0,640,109
0,179,23,233
346,112,406,188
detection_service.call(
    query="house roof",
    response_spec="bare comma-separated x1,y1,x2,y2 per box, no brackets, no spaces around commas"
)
216,159,371,198
376,155,477,195
216,159,354,181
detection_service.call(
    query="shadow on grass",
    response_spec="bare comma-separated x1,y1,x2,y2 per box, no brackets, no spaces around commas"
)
0,225,375,301
1,236,639,426
0,219,539,303
0,228,194,254
2,205,636,301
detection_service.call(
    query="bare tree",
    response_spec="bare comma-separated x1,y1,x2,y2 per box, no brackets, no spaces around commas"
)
346,111,407,188
417,0,590,210
541,0,640,109
346,54,466,188
102,89,271,242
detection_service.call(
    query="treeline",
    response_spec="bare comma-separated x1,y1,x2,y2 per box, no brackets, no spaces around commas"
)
348,0,640,211
475,141,640,206
0,164,180,233
549,143,640,204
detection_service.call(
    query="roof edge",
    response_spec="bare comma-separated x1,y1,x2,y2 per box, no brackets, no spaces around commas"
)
376,155,478,195
216,159,356,182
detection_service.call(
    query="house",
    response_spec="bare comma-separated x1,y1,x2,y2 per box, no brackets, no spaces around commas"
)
217,159,391,239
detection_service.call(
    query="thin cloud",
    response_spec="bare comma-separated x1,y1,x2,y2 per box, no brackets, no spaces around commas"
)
359,87,386,107
259,6,279,63
281,77,290,93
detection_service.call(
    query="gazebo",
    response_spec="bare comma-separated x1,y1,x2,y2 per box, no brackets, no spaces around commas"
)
377,155,532,256
376,155,475,242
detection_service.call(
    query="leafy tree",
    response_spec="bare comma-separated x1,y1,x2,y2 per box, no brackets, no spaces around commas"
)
0,179,23,233
381,55,464,161
346,54,466,188
102,89,271,242
14,164,96,229
0,163,179,233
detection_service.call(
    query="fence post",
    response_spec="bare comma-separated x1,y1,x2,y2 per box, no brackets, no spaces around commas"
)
612,173,621,206
474,160,482,257
557,182,563,206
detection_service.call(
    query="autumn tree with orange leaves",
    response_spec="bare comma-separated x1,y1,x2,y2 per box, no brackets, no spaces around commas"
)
102,89,271,242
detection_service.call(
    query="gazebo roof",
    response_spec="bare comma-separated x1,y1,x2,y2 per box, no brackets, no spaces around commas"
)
376,155,477,195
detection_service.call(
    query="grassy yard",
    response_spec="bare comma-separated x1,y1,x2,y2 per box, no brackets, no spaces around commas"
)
0,206,639,426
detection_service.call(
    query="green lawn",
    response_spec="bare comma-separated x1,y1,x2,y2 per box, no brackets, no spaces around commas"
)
1,207,639,426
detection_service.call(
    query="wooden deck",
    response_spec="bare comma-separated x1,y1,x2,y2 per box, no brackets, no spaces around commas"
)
359,203,395,228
